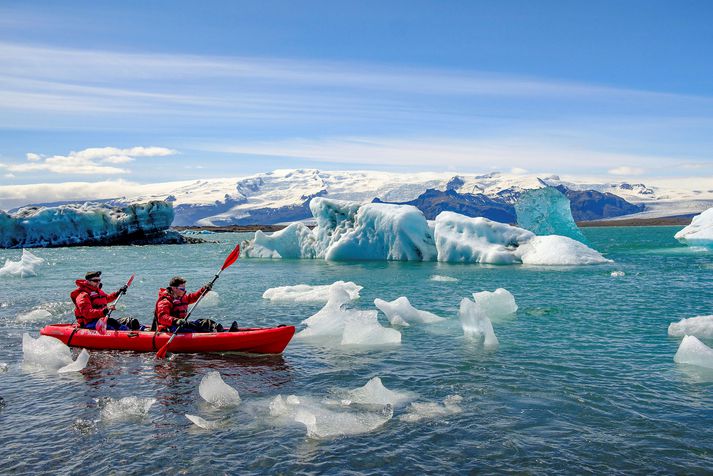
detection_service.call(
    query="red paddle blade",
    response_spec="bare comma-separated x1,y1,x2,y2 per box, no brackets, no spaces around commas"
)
96,317,107,335
126,273,135,287
155,343,169,359
221,244,240,271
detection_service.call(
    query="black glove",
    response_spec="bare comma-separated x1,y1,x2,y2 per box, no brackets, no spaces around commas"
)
119,285,128,294
102,308,109,316
204,282,213,292
175,318,187,327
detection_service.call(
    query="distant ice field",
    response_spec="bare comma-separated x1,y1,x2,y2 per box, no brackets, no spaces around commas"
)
0,227,712,474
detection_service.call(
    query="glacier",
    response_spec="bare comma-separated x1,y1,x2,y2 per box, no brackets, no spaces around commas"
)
515,187,588,243
0,201,176,248
675,207,713,246
242,197,610,265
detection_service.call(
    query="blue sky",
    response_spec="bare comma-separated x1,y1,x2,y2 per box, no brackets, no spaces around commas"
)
1,0,712,198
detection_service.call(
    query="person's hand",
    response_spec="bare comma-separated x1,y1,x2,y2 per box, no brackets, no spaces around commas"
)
119,285,128,294
102,305,116,315
204,282,213,292
175,318,187,327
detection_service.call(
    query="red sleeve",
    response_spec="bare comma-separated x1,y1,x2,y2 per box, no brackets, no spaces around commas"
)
185,288,206,304
76,292,105,320
106,291,120,303
156,298,175,327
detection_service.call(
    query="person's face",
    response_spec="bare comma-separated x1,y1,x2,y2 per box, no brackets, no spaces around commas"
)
172,285,186,297
88,277,101,289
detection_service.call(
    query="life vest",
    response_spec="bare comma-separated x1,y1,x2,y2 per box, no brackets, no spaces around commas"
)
71,280,110,325
154,288,190,331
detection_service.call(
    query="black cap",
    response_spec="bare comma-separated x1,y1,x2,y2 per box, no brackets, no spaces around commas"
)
85,271,102,280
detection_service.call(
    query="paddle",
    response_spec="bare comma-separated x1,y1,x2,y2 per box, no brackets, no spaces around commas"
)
96,274,135,335
156,244,240,358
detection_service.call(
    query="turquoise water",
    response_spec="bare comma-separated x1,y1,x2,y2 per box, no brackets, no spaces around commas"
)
1,227,712,474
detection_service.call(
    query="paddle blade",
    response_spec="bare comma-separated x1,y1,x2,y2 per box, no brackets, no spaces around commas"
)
156,342,170,359
221,244,240,271
126,273,135,288
96,317,107,335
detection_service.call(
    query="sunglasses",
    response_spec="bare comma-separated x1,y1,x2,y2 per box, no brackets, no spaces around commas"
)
175,286,186,291
90,278,102,283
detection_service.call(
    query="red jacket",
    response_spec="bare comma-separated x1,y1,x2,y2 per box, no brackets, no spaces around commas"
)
70,280,120,326
154,287,206,331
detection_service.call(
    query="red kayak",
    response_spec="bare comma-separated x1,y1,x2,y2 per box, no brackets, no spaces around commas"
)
40,323,295,355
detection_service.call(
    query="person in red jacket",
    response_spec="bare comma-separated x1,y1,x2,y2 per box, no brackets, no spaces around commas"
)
71,271,128,330
153,276,236,333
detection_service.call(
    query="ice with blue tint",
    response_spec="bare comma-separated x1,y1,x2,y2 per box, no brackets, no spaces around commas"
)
399,395,464,422
98,396,156,420
459,298,499,350
242,198,610,265
22,333,88,373
199,371,241,407
58,349,89,374
473,288,517,321
674,335,713,369
675,207,713,246
668,315,713,339
515,187,588,243
343,377,416,407
0,250,45,278
263,281,362,303
374,296,445,326
185,414,222,430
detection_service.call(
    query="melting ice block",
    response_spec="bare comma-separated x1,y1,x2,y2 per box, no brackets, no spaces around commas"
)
374,296,445,326
0,250,45,278
430,275,458,282
58,349,90,373
674,335,713,369
185,414,222,430
345,377,415,407
341,314,401,346
98,396,156,420
515,187,588,244
473,288,517,321
400,395,464,422
263,281,362,303
668,315,713,339
459,298,498,350
16,309,53,323
675,207,713,246
242,222,316,258
0,362,8,373
22,333,74,371
517,235,611,265
199,371,241,407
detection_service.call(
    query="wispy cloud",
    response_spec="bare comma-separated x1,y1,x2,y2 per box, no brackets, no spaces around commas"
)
608,166,645,176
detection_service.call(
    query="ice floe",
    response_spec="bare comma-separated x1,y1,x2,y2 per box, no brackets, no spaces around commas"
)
0,362,8,373
16,309,53,323
199,371,241,407
515,187,588,243
342,377,415,407
675,207,713,247
58,349,90,374
430,275,458,282
262,281,362,303
611,271,626,277
673,335,713,369
98,396,156,420
668,315,713,339
399,395,464,422
22,334,88,372
0,250,45,278
199,291,220,307
374,296,445,326
517,235,611,265
459,298,499,350
185,414,222,430
473,288,517,321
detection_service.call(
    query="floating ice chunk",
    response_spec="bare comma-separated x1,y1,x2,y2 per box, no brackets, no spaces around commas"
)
430,275,458,282
515,187,588,243
263,281,362,303
341,312,401,346
675,207,713,247
98,396,156,420
16,309,52,323
345,377,414,406
22,333,73,370
374,296,445,326
434,212,534,264
199,371,241,407
296,286,357,339
0,362,8,373
611,271,626,277
400,395,463,422
294,404,393,439
0,250,45,278
242,222,316,258
199,291,220,307
459,299,498,350
58,349,89,373
668,315,713,339
473,288,517,321
517,235,611,265
674,335,713,369
185,414,222,430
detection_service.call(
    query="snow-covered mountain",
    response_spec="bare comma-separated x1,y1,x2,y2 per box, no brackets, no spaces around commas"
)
52,169,713,226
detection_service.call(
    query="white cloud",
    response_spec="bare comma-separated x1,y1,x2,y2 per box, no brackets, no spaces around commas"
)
608,166,645,176
8,146,176,175
510,167,528,175
3,173,15,178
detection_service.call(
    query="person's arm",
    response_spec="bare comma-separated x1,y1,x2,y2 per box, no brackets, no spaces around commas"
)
76,292,105,320
106,290,120,303
185,288,207,304
156,299,175,328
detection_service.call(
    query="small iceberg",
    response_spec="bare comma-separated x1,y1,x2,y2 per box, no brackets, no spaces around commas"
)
0,362,8,373
199,371,241,407
22,333,88,373
399,395,464,422
430,275,458,282
16,309,53,324
675,207,713,247
185,414,222,430
98,396,156,420
263,281,362,303
668,315,713,339
674,335,713,369
459,298,498,350
611,271,626,277
58,349,90,374
473,288,517,321
344,377,415,407
374,296,445,326
0,250,45,278
515,187,588,243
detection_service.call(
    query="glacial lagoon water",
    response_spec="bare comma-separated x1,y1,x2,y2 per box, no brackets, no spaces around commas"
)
0,226,712,474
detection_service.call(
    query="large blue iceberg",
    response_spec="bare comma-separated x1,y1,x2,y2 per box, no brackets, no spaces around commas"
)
0,201,176,248
242,197,610,265
514,187,588,244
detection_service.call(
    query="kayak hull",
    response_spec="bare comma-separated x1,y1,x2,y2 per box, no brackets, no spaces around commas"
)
40,323,295,355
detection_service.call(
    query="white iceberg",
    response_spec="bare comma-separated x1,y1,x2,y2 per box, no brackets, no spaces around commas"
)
668,315,713,339
22,333,76,371
263,281,362,303
515,187,587,243
16,308,53,323
185,414,222,430
0,250,45,278
611,271,626,277
344,377,415,407
517,235,611,265
473,288,517,321
243,222,317,258
98,396,156,420
374,296,445,326
430,275,458,282
0,201,173,248
341,315,401,346
400,395,464,422
673,335,713,369
199,371,241,407
58,349,90,373
459,298,499,350
0,362,8,373
675,207,713,246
